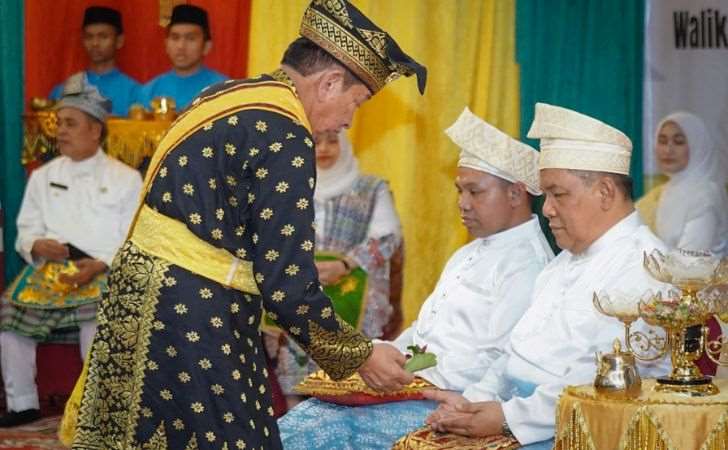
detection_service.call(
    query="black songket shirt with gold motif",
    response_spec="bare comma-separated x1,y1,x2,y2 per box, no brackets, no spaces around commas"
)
72,72,372,450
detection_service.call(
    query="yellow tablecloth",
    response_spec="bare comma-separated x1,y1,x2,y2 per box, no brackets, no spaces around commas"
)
554,379,728,450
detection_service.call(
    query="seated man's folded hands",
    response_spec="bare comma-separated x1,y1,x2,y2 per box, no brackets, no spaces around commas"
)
426,400,505,438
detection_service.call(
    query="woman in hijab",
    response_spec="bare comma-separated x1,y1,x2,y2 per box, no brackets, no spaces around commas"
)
637,111,728,253
264,130,402,406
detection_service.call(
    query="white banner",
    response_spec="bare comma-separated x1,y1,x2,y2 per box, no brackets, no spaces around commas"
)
643,0,728,190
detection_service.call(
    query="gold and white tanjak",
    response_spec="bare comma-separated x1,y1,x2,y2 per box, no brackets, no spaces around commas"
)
528,102,632,175
445,107,542,195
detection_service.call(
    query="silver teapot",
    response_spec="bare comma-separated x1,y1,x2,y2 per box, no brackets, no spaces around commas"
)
594,339,641,397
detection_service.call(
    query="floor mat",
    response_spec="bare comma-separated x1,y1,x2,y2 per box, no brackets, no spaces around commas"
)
0,416,65,450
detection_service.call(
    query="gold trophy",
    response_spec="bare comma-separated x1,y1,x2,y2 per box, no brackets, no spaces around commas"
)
596,249,728,396
640,249,728,395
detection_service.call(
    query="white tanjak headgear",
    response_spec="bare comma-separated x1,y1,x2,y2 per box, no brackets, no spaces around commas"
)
445,107,541,195
527,102,632,175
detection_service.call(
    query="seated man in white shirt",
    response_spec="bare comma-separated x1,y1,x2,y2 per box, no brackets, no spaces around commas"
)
278,107,554,450
425,103,670,450
0,76,142,427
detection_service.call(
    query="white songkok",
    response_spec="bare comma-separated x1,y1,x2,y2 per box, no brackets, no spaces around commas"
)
445,107,541,195
527,102,632,175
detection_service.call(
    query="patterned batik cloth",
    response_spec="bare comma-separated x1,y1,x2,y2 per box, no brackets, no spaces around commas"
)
278,398,438,450
0,299,96,343
269,175,400,393
71,73,371,450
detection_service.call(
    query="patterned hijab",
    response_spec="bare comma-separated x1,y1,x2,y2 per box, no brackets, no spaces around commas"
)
314,131,360,203
655,111,728,250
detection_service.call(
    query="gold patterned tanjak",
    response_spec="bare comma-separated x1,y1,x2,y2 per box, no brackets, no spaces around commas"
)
554,379,728,450
299,0,426,94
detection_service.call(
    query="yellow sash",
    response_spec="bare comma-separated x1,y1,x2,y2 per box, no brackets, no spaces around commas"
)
130,205,260,295
126,79,311,295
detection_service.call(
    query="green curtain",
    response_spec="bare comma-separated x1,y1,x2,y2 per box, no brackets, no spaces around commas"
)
516,0,645,198
0,1,25,282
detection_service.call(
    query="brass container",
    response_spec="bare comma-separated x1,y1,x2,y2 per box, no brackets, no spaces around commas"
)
128,103,149,121
151,96,177,121
594,339,641,398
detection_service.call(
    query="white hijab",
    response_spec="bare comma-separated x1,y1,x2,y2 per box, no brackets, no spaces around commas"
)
313,131,360,203
655,111,728,251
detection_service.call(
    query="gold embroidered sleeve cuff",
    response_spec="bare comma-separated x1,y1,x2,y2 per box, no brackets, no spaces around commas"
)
305,316,373,380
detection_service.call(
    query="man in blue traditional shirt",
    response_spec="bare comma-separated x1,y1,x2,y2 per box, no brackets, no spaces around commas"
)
49,6,140,117
136,4,228,112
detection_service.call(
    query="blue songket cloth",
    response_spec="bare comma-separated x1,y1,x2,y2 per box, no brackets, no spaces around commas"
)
279,398,438,450
279,377,554,450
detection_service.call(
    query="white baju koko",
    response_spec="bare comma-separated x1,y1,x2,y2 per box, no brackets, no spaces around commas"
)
278,215,554,450
463,212,670,447
1,149,141,412
389,215,553,391
15,150,141,267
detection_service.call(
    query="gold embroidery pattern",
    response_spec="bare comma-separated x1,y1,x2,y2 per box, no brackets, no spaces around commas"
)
72,241,170,449
300,0,418,94
313,0,353,28
141,422,167,449
554,402,597,450
4,261,106,309
301,7,390,93
392,426,520,450
701,408,728,450
269,68,295,90
184,434,199,450
304,316,372,380
617,406,674,450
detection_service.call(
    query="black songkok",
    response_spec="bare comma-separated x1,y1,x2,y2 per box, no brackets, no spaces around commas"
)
83,6,122,34
169,4,211,39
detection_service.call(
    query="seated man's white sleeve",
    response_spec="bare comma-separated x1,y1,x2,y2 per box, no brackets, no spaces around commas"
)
501,382,563,445
15,172,47,267
462,352,508,401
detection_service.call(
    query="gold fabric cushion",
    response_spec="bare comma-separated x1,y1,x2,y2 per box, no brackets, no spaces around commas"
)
393,426,520,450
294,369,434,405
